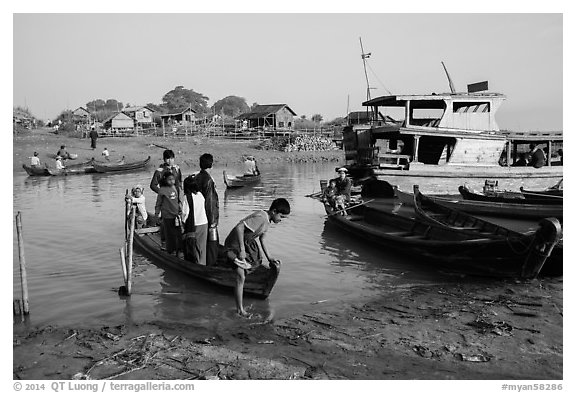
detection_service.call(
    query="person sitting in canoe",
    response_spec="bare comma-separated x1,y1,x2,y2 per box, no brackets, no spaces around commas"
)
125,185,148,229
243,155,259,176
224,198,291,317
56,145,72,160
334,167,352,202
30,152,40,167
55,156,66,170
102,147,110,161
322,179,347,215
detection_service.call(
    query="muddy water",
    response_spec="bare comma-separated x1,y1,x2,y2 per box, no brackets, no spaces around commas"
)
12,162,555,328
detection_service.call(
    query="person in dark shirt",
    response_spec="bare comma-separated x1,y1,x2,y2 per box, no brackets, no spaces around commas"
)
150,149,183,249
191,153,220,266
89,129,99,149
512,153,528,167
56,145,71,160
333,167,352,202
529,144,546,168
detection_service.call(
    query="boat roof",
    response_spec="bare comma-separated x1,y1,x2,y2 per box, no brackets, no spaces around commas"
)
363,92,506,107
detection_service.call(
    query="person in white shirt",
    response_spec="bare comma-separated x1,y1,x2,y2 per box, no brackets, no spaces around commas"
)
30,152,40,167
102,147,110,161
182,176,209,265
243,156,258,176
55,156,66,170
125,185,148,229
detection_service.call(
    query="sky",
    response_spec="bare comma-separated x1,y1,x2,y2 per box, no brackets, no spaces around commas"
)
13,13,562,131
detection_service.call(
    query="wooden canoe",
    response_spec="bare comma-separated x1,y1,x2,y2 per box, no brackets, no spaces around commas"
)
223,170,261,189
22,164,51,176
459,184,562,206
133,226,280,299
92,156,149,173
324,202,561,279
412,185,563,276
43,160,98,176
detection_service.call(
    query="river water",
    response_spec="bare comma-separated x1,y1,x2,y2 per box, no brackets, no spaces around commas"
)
12,162,555,328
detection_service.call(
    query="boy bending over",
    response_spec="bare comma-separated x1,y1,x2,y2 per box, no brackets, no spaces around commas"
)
224,198,291,316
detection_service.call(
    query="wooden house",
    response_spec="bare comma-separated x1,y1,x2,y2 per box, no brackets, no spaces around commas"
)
159,108,196,124
123,106,155,125
103,112,134,131
236,104,296,130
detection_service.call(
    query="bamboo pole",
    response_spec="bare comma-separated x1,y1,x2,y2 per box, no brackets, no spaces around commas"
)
16,212,30,315
126,205,136,295
119,246,127,284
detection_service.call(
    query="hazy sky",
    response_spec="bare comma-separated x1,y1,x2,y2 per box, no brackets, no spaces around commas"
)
13,13,562,131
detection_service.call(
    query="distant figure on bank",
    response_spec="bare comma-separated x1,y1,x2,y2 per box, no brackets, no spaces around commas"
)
224,198,290,316
155,172,184,256
56,145,71,160
55,156,66,170
243,156,259,176
150,149,183,250
529,144,546,168
193,153,220,266
125,185,148,229
334,167,352,202
512,153,528,167
102,147,110,161
30,152,41,167
183,175,209,265
90,128,99,149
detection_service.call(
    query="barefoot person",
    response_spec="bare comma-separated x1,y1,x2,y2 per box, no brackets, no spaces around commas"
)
224,198,291,316
193,153,219,266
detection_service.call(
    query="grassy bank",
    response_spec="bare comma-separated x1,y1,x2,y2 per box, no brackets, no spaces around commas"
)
13,130,344,174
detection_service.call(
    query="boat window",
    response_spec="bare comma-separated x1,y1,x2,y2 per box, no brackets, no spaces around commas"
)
453,102,490,113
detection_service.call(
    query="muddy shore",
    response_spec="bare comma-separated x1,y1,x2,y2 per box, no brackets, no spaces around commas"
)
13,129,344,174
13,130,562,380
14,278,562,380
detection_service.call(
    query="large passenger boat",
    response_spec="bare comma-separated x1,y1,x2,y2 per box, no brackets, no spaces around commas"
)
342,84,562,179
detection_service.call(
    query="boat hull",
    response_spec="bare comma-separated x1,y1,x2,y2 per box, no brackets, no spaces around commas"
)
92,156,150,173
133,229,280,299
223,170,261,189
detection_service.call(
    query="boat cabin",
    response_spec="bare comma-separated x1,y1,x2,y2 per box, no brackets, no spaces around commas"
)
343,90,563,170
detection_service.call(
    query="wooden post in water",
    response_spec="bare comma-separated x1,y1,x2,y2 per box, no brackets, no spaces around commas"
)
15,212,30,315
126,205,136,295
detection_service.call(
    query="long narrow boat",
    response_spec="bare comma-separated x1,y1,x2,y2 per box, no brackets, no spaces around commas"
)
133,226,280,298
23,159,97,176
22,164,52,176
459,184,562,205
323,202,560,279
412,185,563,276
93,156,150,173
396,187,563,219
520,179,563,200
223,170,261,189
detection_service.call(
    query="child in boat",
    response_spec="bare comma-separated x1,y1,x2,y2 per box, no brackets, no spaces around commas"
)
224,198,291,316
30,152,40,167
126,185,148,229
182,175,209,265
155,172,184,256
322,179,338,206
102,147,110,161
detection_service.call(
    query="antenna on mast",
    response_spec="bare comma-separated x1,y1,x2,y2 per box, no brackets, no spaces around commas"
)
359,37,372,101
441,61,456,94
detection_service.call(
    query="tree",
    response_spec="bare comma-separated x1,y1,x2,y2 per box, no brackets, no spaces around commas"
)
300,115,306,120
105,99,123,112
211,96,250,117
250,102,259,111
161,86,209,114
311,114,323,123
86,99,106,112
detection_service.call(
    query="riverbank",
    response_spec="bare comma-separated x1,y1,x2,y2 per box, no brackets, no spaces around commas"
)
14,277,562,380
13,129,344,174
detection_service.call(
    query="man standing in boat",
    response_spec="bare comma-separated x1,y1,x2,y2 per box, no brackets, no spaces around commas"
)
194,153,220,266
150,149,183,249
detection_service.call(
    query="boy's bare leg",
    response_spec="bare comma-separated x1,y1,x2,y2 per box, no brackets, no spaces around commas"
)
235,267,248,316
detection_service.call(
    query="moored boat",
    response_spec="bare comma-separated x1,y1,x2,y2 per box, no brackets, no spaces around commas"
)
22,164,51,176
223,170,262,189
459,184,562,205
323,201,561,279
412,185,563,276
92,156,149,173
133,225,280,298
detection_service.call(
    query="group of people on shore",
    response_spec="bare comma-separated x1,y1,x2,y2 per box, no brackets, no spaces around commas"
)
126,149,290,316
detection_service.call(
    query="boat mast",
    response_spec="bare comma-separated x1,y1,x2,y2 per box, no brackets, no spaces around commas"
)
359,37,372,101
441,61,456,94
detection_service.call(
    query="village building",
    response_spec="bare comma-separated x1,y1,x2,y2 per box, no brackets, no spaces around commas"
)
72,107,91,120
236,104,296,130
159,108,196,125
102,112,134,131
123,106,155,125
